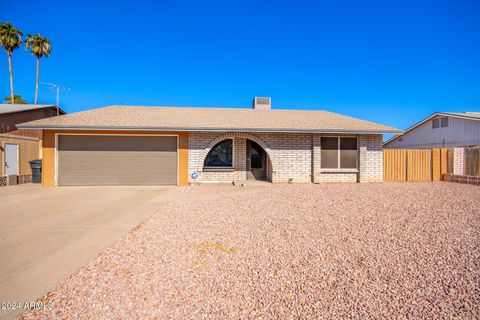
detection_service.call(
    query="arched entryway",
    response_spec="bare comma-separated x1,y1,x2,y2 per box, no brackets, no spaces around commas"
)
198,133,276,183
247,140,267,181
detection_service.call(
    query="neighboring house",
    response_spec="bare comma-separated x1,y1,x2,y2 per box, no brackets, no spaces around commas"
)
384,112,480,149
17,98,400,187
0,104,66,138
0,104,66,177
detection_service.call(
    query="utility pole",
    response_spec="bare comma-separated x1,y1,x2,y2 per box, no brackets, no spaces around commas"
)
41,82,71,115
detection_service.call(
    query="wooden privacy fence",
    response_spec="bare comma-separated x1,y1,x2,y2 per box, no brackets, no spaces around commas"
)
384,148,449,182
464,147,480,176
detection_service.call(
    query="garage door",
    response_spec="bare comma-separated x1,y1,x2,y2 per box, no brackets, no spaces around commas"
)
57,135,177,186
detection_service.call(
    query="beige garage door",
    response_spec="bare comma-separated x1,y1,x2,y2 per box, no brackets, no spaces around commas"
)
58,135,177,186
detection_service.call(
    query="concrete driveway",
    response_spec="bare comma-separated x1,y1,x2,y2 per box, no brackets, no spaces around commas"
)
0,184,176,319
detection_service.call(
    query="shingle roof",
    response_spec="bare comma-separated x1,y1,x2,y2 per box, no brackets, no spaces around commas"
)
17,105,401,134
0,104,60,115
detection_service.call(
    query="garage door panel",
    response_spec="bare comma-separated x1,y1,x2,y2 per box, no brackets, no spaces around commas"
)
118,175,176,186
59,136,177,152
58,136,177,186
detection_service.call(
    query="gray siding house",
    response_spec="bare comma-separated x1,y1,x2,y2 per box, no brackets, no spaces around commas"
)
384,112,480,149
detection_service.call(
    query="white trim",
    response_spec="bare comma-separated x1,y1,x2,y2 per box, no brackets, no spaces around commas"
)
203,138,235,170
54,133,179,187
3,143,20,175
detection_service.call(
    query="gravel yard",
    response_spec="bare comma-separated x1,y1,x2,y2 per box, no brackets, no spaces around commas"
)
20,183,480,319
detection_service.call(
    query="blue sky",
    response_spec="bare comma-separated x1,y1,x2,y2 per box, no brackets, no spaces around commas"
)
1,0,479,138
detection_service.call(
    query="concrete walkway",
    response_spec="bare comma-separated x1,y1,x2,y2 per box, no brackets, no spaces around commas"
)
0,182,271,319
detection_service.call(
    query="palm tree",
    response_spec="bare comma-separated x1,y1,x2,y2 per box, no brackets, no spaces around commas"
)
0,22,23,104
3,94,27,104
25,34,52,104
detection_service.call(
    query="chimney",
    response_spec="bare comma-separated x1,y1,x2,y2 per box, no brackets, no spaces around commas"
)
253,97,271,110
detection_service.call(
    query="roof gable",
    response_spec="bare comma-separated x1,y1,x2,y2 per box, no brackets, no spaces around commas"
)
384,112,480,146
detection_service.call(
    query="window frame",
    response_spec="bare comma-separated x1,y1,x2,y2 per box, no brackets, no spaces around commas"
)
440,116,449,128
432,118,440,129
203,139,235,169
320,136,358,169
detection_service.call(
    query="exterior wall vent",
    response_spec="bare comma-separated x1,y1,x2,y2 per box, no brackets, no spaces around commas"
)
253,97,271,110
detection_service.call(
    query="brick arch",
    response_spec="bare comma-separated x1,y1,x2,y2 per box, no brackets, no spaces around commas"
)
198,132,276,173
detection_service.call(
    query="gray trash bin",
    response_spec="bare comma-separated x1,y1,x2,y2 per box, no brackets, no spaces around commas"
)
29,159,42,183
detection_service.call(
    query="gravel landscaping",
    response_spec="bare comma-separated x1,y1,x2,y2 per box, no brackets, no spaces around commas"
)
20,183,480,319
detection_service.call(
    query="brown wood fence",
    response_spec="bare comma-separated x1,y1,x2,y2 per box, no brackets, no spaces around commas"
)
464,147,480,176
384,148,449,182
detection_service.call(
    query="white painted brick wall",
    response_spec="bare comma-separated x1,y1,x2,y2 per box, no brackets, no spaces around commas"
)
316,173,358,183
256,132,312,183
359,135,383,183
188,132,384,184
453,147,465,175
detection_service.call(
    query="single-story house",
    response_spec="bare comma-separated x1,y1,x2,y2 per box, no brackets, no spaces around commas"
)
17,98,401,187
384,112,480,149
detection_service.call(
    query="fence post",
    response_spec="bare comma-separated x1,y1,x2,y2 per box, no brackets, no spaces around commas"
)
432,148,440,181
453,148,465,175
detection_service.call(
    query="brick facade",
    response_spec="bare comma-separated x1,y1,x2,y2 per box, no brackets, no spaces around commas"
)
188,132,384,184
358,135,384,182
453,148,465,175
315,172,358,183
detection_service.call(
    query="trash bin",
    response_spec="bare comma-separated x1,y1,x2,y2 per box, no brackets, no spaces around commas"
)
29,159,42,183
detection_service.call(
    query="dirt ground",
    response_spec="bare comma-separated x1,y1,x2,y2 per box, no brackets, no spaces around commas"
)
19,183,480,319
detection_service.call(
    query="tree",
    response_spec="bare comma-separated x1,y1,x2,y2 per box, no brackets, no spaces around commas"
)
25,34,52,104
3,94,27,104
0,22,23,104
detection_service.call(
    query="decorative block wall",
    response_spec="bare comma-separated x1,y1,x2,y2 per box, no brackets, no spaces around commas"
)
18,174,32,184
443,173,480,186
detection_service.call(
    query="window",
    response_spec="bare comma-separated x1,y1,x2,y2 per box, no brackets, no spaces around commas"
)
432,118,440,129
340,138,357,168
321,137,358,169
204,139,233,167
441,116,449,128
321,137,338,168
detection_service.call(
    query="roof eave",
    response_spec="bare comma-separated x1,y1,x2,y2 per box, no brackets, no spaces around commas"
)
15,124,402,134
0,105,63,115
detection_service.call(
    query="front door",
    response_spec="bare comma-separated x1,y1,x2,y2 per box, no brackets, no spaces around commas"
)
5,143,19,175
246,140,266,181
